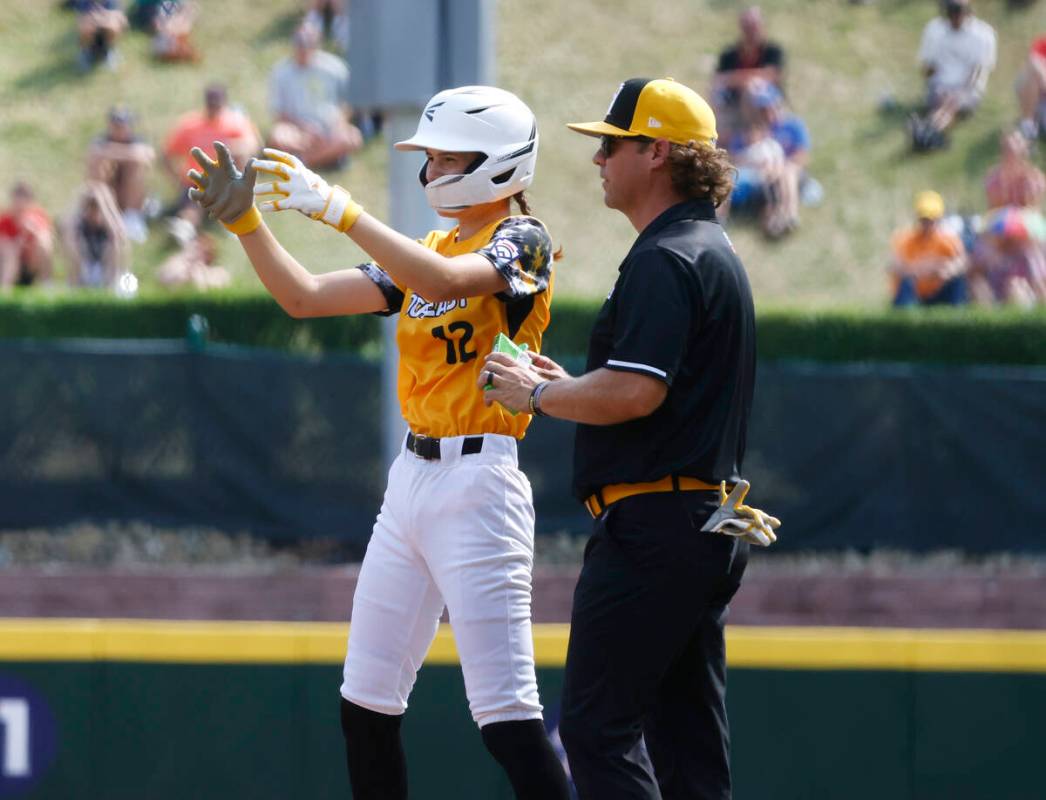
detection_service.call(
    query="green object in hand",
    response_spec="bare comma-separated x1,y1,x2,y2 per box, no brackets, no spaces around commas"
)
485,333,530,388
486,333,531,415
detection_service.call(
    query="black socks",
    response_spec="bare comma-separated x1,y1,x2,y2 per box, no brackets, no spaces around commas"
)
481,718,572,800
339,698,408,800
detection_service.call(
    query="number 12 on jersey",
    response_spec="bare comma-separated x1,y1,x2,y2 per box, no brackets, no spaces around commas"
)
431,322,477,365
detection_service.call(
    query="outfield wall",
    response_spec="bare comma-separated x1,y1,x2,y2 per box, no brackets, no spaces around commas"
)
5,340,1046,553
1,620,1044,799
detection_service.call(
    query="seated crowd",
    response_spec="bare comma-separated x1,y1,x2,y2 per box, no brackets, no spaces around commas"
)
8,1,1041,308
6,1,369,293
891,0,1045,308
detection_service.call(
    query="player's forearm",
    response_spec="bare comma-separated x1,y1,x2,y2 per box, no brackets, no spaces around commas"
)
537,368,665,426
346,213,471,301
238,223,323,317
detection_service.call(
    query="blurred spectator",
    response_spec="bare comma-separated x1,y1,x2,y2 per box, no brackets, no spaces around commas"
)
144,0,199,63
985,129,1046,210
971,131,1046,306
163,83,260,242
73,0,127,72
889,190,967,306
86,106,156,243
969,208,1046,306
0,183,55,289
268,25,363,169
1015,34,1046,141
712,6,785,140
157,232,231,290
304,0,349,52
910,0,996,151
62,182,128,289
722,119,798,238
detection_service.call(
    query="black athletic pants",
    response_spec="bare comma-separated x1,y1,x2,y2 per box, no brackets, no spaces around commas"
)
558,490,749,800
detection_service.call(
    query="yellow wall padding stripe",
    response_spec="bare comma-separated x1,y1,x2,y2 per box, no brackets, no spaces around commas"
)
1,620,1045,673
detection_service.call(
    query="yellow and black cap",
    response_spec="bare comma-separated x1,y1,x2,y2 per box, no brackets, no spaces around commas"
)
567,77,718,147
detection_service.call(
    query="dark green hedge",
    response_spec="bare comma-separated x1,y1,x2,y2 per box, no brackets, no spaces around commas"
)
2,291,1046,365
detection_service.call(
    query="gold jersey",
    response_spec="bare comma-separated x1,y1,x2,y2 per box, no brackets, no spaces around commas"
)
358,215,554,439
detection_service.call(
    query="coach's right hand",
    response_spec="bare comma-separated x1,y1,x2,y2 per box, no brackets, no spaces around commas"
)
187,141,261,236
529,353,570,382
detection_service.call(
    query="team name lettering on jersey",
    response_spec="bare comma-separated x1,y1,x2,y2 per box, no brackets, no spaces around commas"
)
405,294,469,320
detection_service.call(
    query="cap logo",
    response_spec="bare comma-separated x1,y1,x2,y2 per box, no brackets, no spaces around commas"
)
647,117,662,129
606,83,625,117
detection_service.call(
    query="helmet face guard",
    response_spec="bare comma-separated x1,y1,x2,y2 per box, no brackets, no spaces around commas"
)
395,86,539,212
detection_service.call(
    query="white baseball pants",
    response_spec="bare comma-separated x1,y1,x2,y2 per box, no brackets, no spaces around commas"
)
340,433,543,728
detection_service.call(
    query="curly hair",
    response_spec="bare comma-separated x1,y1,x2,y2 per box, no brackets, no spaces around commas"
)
665,141,736,207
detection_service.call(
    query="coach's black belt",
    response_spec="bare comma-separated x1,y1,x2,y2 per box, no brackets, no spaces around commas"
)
406,432,484,460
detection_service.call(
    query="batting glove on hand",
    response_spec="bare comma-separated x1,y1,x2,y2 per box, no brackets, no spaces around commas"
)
700,480,781,547
187,141,261,235
252,148,363,233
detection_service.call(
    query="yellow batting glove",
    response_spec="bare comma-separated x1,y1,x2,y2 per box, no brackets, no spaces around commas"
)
252,148,363,233
701,480,781,547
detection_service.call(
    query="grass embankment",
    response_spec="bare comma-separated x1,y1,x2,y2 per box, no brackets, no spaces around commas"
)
0,0,1040,305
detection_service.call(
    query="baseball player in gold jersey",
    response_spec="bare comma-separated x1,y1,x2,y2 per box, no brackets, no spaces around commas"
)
185,86,570,800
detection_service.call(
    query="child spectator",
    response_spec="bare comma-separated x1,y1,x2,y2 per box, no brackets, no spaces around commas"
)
62,183,128,289
0,183,55,289
985,130,1046,210
86,106,156,243
1016,35,1046,141
73,0,128,71
712,6,786,141
722,120,798,238
889,191,968,306
910,0,996,150
163,83,260,242
970,209,1046,307
150,1,199,63
267,25,363,169
971,132,1046,306
157,232,231,290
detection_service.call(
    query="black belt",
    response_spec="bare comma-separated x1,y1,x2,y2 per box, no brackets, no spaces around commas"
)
406,432,484,460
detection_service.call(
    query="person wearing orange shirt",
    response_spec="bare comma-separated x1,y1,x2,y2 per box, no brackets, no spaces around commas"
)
162,83,260,241
890,190,967,306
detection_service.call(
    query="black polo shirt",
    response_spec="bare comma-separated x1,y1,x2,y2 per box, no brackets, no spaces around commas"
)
572,198,756,501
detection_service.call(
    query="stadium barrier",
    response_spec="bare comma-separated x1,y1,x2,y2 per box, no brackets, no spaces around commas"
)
3,339,1045,552
0,619,1044,799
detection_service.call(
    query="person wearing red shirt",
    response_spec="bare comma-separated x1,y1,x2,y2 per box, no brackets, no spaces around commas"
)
0,183,54,289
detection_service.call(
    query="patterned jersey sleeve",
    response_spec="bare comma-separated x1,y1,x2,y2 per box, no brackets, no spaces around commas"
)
475,217,553,302
357,262,406,317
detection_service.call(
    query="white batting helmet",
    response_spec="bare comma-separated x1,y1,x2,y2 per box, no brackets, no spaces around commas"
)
394,86,538,211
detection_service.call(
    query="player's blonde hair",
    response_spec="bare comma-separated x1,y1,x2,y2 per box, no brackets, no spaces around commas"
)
664,141,736,207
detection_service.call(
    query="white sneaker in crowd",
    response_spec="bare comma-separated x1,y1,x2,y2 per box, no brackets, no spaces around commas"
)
122,210,148,243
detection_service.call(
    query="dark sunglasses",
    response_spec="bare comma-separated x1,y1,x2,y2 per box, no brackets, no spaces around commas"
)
599,134,655,158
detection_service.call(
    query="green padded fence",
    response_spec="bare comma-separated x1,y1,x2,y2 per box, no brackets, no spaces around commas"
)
1,620,1044,800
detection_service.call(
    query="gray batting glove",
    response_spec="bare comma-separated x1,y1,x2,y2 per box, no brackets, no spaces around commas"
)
187,141,258,225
